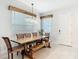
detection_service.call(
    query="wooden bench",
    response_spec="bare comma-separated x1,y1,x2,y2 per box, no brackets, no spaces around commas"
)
32,43,45,52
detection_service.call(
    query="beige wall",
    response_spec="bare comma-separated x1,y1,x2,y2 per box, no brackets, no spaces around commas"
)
41,5,78,48
0,0,77,58
0,0,40,58
52,6,78,48
0,0,11,57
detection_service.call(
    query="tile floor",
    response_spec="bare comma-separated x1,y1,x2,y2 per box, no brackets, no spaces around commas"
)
2,44,77,59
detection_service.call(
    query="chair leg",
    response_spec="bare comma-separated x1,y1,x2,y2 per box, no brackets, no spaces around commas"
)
29,50,34,59
21,50,24,59
11,53,13,59
8,52,10,59
22,54,24,59
17,51,19,56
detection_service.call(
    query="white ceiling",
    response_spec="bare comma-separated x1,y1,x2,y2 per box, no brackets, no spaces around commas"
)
18,0,77,13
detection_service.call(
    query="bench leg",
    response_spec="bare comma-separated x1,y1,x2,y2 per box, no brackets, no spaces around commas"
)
21,50,25,59
48,43,51,48
29,51,34,59
11,53,13,59
8,52,10,59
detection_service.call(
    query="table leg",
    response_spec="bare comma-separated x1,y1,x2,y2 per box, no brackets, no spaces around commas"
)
29,50,34,59
21,44,34,59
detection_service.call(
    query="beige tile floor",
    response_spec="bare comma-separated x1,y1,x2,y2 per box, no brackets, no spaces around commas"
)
2,44,77,59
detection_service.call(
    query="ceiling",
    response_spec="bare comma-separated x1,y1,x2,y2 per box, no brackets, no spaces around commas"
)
18,0,77,13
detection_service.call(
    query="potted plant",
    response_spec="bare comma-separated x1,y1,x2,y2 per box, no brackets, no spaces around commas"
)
39,29,43,36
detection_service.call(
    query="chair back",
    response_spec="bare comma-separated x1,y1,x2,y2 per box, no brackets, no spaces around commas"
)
24,33,31,38
32,32,38,37
2,37,12,51
16,34,24,39
45,33,50,37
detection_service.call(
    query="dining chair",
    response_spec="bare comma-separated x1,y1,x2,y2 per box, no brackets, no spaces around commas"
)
32,32,38,37
24,33,31,38
24,33,33,48
44,33,50,40
16,34,25,55
45,33,50,37
32,32,42,45
44,33,51,48
16,34,24,39
2,37,24,59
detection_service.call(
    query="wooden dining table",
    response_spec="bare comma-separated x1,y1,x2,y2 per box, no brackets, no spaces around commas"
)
11,36,50,59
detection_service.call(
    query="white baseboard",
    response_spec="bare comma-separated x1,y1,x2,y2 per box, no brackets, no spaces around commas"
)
53,42,72,47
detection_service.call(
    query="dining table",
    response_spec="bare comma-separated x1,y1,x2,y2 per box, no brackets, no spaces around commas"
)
11,35,51,59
